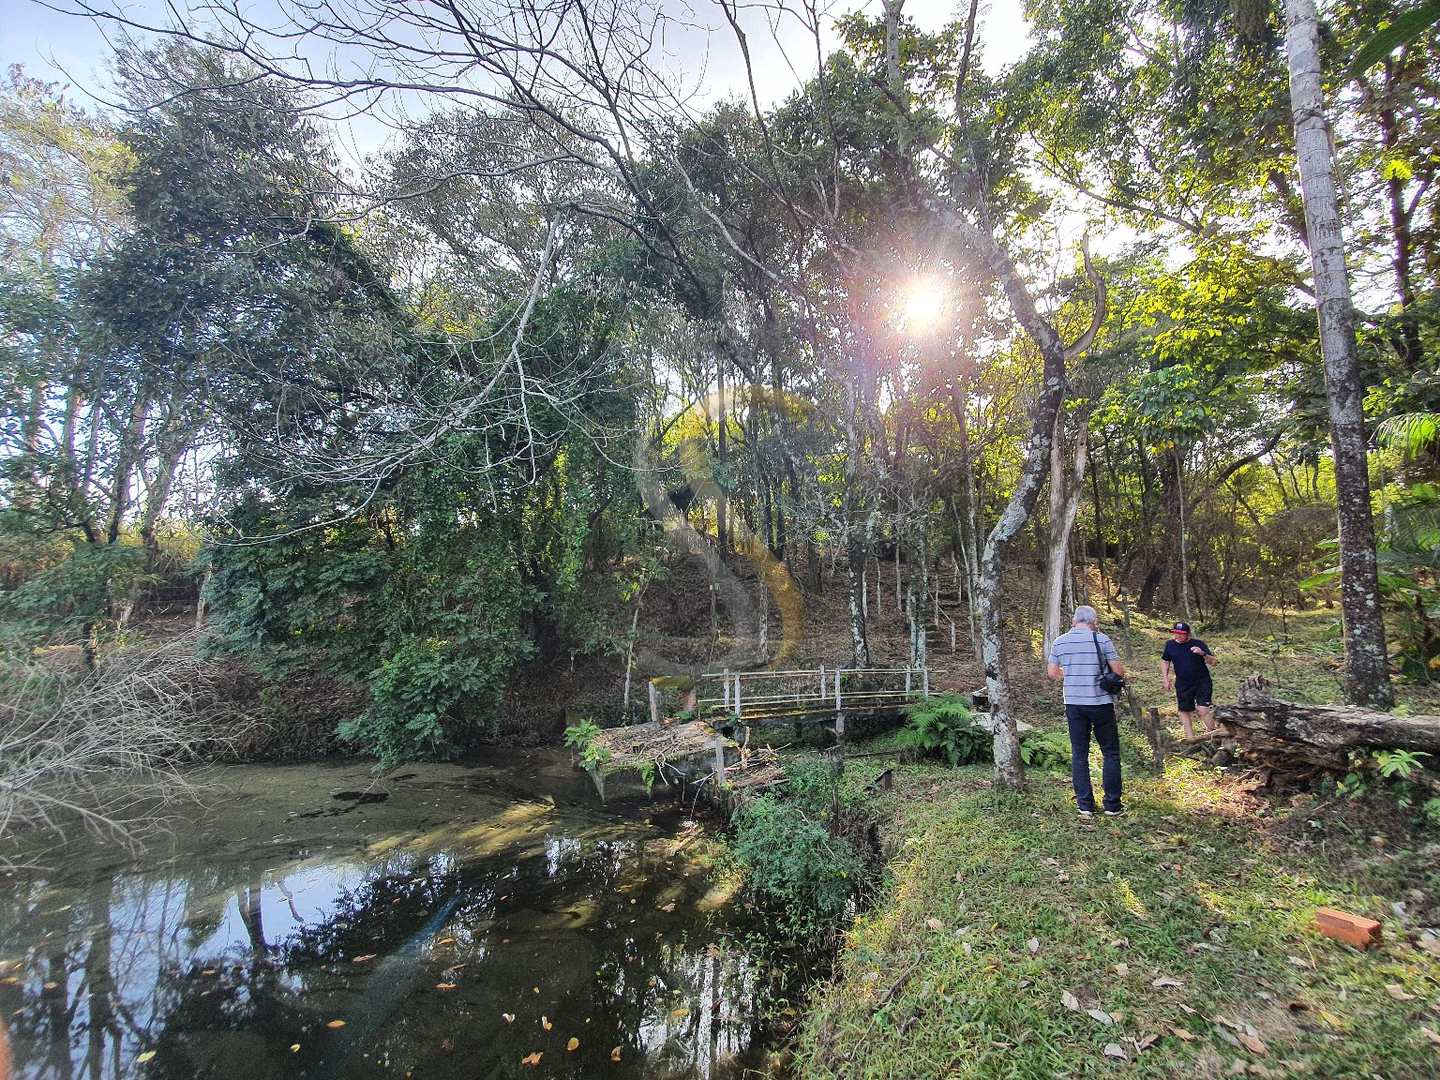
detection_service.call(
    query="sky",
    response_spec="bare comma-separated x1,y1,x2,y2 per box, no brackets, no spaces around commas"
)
5,0,1034,161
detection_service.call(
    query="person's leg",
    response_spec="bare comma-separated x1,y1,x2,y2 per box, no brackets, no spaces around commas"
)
1066,704,1096,813
1093,704,1123,812
1194,681,1217,732
1176,686,1197,738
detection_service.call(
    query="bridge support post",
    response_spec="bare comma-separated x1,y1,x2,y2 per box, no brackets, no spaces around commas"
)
905,669,912,695
712,735,726,787
923,666,930,697
833,713,845,741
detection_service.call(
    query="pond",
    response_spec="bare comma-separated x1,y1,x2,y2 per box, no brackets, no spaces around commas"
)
0,752,797,1079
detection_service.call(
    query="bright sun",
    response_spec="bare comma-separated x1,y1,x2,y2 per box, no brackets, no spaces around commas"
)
899,276,947,334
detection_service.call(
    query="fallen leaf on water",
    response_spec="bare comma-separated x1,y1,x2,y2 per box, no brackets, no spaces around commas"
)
1088,1008,1114,1025
290,1045,300,1053
1061,990,1080,1012
434,982,457,991
1027,938,1039,954
659,902,676,912
1152,976,1182,989
326,1020,346,1029
1385,984,1416,1001
1103,1042,1129,1060
611,1045,623,1062
352,954,376,963
567,1037,580,1051
137,1051,157,1064
541,1016,553,1031
671,1007,690,1019
1170,1026,1195,1041
532,986,540,994
502,1013,515,1024
926,918,944,932
440,1038,454,1052
1237,1032,1268,1056
435,937,456,946
520,1052,542,1067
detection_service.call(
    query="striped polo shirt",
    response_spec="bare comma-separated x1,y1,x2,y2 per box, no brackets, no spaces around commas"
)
1048,627,1121,705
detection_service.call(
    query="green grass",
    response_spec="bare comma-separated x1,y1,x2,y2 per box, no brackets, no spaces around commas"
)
793,748,1440,1079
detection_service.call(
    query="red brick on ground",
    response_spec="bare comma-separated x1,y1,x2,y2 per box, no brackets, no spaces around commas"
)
1314,907,1382,949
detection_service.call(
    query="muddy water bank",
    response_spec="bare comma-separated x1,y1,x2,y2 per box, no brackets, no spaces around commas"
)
0,751,804,1079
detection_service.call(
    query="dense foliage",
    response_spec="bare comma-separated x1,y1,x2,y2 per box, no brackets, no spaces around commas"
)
3,0,1439,766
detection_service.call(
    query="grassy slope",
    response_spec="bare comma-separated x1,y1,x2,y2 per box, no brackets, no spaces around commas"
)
787,605,1440,1079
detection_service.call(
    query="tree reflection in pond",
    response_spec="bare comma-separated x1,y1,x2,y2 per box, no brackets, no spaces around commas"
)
0,757,790,1079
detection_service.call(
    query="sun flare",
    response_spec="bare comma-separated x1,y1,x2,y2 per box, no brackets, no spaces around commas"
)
899,276,947,334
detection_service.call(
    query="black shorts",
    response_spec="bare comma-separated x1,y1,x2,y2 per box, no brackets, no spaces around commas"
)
1176,681,1213,712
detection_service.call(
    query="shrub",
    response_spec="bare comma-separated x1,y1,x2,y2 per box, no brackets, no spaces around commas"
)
896,693,989,766
731,794,862,940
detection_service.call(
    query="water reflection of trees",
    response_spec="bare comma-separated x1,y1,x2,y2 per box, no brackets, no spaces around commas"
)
0,817,779,1079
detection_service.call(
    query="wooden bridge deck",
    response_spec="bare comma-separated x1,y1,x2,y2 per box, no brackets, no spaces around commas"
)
587,666,935,801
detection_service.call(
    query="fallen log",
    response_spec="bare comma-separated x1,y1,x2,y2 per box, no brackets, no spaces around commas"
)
1214,675,1440,769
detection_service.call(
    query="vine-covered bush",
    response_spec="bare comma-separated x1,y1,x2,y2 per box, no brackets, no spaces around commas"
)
731,793,863,940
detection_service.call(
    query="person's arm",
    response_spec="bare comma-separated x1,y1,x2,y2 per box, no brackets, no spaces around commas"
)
1161,657,1172,689
1203,643,1217,667
1101,637,1127,678
1047,661,1064,680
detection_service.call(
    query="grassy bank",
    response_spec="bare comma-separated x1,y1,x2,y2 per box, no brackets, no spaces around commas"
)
792,742,1440,1078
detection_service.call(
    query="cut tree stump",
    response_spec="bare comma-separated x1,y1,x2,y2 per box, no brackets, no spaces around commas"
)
1213,676,1440,769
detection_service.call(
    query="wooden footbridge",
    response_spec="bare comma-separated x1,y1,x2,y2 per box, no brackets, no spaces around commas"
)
583,666,936,801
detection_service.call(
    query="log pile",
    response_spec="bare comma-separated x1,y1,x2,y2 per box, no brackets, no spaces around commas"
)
1214,675,1440,770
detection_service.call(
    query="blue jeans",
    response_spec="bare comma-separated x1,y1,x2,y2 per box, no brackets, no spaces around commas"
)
1066,703,1122,812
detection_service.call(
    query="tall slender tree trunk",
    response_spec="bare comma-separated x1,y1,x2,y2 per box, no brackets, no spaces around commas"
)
1044,420,1090,655
1284,0,1394,708
716,355,730,556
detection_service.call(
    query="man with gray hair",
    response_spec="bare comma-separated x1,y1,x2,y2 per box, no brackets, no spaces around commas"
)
1046,606,1128,817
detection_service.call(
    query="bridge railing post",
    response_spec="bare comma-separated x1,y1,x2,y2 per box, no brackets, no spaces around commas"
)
734,674,742,715
723,669,730,710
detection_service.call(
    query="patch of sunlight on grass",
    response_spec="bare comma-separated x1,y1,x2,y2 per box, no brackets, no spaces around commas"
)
1112,878,1149,919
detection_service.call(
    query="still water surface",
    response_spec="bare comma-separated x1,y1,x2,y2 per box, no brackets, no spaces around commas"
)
0,752,790,1079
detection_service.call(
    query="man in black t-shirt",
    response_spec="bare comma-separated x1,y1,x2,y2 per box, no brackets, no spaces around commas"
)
1160,621,1217,738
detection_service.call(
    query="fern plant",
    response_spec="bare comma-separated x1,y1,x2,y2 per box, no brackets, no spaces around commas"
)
1020,729,1072,771
896,694,989,767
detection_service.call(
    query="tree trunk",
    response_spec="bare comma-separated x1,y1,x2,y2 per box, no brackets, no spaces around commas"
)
1044,418,1090,655
1284,0,1395,709
1216,676,1438,768
942,215,1072,789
